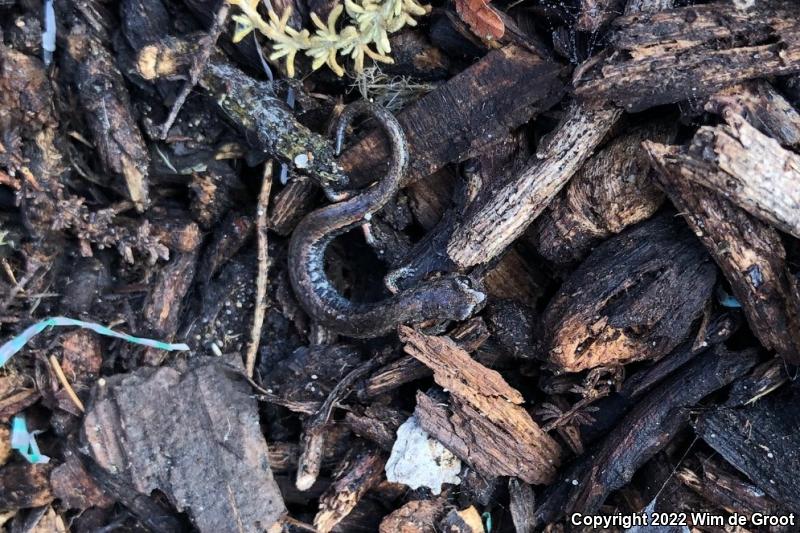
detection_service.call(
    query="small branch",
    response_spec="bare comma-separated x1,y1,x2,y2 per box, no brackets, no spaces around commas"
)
158,0,230,139
246,161,273,378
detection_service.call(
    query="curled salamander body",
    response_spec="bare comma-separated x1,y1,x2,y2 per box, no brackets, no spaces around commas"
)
288,101,485,338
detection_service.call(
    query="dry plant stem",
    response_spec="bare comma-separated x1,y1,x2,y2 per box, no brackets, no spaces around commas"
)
446,102,622,270
158,1,230,139
0,264,39,314
49,355,85,412
246,162,273,378
295,352,391,490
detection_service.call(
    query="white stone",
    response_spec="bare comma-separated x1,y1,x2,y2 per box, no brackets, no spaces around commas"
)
385,416,461,495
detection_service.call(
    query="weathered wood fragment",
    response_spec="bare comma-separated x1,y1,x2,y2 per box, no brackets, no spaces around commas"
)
576,1,800,112
529,119,674,265
0,463,53,510
540,215,716,372
66,29,150,211
336,45,565,189
566,346,758,515
82,356,286,532
694,387,800,513
445,102,622,270
379,498,446,533
509,478,536,533
647,136,800,362
269,178,320,235
657,109,800,238
677,456,788,520
313,449,386,533
401,327,562,484
707,81,800,149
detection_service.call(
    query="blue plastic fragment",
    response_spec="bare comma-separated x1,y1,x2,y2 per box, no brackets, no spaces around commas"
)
0,316,190,368
11,415,50,464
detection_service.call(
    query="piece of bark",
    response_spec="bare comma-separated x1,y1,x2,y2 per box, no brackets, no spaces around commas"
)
81,356,286,532
581,311,740,444
343,405,406,451
336,45,565,190
646,139,800,362
540,215,716,372
0,464,53,510
707,81,800,149
357,355,430,400
576,1,800,112
147,213,203,253
401,327,562,484
313,449,386,533
529,119,675,265
59,329,102,389
484,300,537,359
726,358,789,408
141,250,199,365
66,29,150,211
379,498,446,533
664,109,800,238
694,386,800,513
566,346,758,515
50,453,114,510
677,456,788,520
269,178,320,236
445,102,623,270
439,506,485,533
509,478,536,533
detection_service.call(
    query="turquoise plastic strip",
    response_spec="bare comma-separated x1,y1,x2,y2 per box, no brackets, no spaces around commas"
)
10,415,50,464
0,316,190,367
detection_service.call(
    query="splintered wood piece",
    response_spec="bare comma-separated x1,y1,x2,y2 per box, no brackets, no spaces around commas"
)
313,449,386,533
336,45,565,190
576,1,800,112
66,30,150,211
379,497,446,533
694,387,800,513
566,346,758,515
529,118,675,265
454,0,505,40
646,140,800,363
706,81,800,149
268,178,319,235
0,464,54,510
508,478,536,533
439,506,485,533
141,250,199,365
666,109,800,239
445,102,622,270
81,357,286,532
400,327,562,484
540,215,717,372
677,456,788,519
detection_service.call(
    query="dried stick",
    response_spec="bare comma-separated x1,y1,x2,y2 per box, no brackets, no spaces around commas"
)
49,355,85,412
158,0,230,139
246,162,273,378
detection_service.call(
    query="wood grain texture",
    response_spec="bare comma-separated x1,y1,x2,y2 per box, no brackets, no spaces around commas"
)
576,1,800,112
647,139,800,363
401,327,562,484
540,215,716,372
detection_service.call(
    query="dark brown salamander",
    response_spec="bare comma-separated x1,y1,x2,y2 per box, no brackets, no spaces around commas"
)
288,101,485,338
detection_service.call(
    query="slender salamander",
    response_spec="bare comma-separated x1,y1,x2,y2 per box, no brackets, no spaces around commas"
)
288,101,485,338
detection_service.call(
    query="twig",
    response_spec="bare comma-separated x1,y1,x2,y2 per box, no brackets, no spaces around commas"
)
0,264,40,314
246,161,273,378
295,350,394,490
158,0,230,139
49,354,85,412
